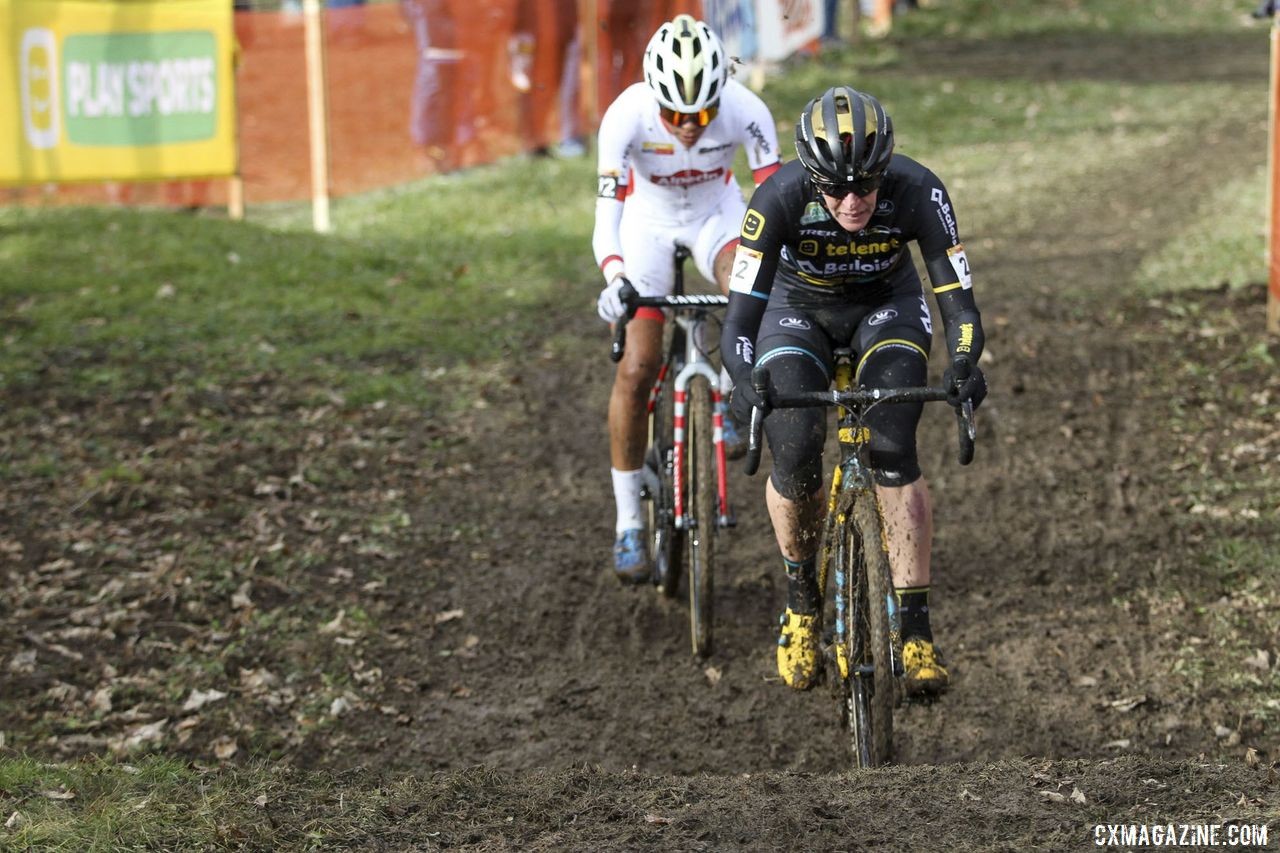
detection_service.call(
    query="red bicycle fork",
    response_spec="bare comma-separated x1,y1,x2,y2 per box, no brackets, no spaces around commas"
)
668,362,734,531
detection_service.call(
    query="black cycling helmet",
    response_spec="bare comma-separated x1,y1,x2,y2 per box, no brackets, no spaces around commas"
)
795,86,894,190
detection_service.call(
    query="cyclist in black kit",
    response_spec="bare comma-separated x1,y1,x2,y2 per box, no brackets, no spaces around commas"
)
720,86,987,694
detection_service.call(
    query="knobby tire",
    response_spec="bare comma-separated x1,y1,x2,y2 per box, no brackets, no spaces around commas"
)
842,492,895,768
686,375,716,657
649,374,684,597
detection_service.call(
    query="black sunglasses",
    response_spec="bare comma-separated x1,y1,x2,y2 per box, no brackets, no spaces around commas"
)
815,173,883,198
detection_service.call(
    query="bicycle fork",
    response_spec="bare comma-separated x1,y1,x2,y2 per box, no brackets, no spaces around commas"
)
670,359,734,531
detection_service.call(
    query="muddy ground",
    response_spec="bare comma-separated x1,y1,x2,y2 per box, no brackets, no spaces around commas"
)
3,23,1279,852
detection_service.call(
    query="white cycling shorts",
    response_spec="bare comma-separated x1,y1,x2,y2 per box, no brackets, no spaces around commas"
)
618,191,747,297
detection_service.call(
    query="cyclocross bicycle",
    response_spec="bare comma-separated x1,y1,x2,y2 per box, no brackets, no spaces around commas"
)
609,246,734,658
743,348,976,767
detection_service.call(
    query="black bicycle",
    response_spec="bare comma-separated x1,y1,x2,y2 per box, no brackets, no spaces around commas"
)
609,247,735,657
744,349,976,767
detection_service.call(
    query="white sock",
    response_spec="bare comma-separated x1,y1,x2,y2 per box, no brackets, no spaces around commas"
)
611,468,645,534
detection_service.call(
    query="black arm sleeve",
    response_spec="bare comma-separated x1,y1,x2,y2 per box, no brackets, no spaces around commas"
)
936,287,985,365
720,292,768,387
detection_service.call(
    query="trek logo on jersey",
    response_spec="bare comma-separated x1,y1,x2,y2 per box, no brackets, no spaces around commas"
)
642,141,675,155
742,210,766,240
867,308,898,326
800,202,829,225
651,168,724,188
930,187,958,242
779,316,811,330
746,121,773,156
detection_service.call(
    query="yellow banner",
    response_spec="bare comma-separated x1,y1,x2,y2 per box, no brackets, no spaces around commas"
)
0,0,236,183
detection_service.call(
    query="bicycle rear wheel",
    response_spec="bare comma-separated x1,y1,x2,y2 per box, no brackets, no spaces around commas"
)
840,492,895,768
685,374,716,657
647,378,684,597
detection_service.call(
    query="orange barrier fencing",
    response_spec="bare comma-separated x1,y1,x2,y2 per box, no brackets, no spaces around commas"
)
2,0,706,209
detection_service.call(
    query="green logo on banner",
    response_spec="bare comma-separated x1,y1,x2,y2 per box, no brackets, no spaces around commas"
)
63,31,217,146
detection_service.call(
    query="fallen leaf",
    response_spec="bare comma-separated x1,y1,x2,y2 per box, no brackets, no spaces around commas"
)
1074,675,1098,688
1108,695,1147,713
40,789,75,800
959,788,981,802
1039,790,1066,803
704,666,722,686
644,814,672,825
319,610,345,634
435,609,464,625
213,737,238,760
1070,787,1087,805
1245,748,1260,768
5,812,26,829
1103,739,1132,750
230,582,253,610
1243,649,1271,671
182,688,227,712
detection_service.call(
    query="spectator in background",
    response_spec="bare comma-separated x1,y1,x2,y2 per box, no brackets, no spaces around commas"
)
822,0,842,45
512,0,585,158
401,0,460,172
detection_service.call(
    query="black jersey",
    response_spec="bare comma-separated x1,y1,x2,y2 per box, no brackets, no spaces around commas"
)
721,155,983,389
728,156,972,306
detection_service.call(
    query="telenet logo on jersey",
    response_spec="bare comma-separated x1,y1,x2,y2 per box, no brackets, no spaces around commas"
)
22,30,218,149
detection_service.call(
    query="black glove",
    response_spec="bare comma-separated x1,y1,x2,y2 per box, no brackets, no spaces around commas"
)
943,360,987,410
731,379,768,415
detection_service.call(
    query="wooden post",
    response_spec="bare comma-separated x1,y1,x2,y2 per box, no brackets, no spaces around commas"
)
227,176,244,221
1269,10,1280,334
303,0,332,233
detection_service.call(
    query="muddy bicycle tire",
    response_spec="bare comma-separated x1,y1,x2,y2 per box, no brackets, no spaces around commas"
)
841,493,895,768
685,374,716,657
648,382,684,597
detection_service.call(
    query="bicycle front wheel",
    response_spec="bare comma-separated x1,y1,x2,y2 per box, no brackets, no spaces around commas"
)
685,374,716,657
840,492,896,768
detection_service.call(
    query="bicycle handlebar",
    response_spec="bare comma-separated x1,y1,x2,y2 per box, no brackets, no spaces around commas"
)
608,286,729,363
743,363,978,475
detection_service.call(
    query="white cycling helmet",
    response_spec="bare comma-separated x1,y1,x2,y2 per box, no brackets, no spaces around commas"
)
642,14,727,113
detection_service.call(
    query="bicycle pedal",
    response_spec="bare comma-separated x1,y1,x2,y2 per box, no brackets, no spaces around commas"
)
718,512,736,528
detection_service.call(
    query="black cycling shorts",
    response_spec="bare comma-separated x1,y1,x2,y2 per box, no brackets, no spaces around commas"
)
736,290,933,498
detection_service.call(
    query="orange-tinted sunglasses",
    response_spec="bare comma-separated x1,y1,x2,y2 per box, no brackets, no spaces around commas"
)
660,104,719,128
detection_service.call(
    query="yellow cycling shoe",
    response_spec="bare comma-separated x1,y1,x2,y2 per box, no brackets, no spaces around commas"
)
902,636,950,696
776,609,822,690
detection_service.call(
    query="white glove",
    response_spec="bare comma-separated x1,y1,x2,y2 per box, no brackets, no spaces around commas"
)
596,276,631,323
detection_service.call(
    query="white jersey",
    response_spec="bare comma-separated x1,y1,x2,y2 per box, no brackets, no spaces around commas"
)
592,79,781,286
